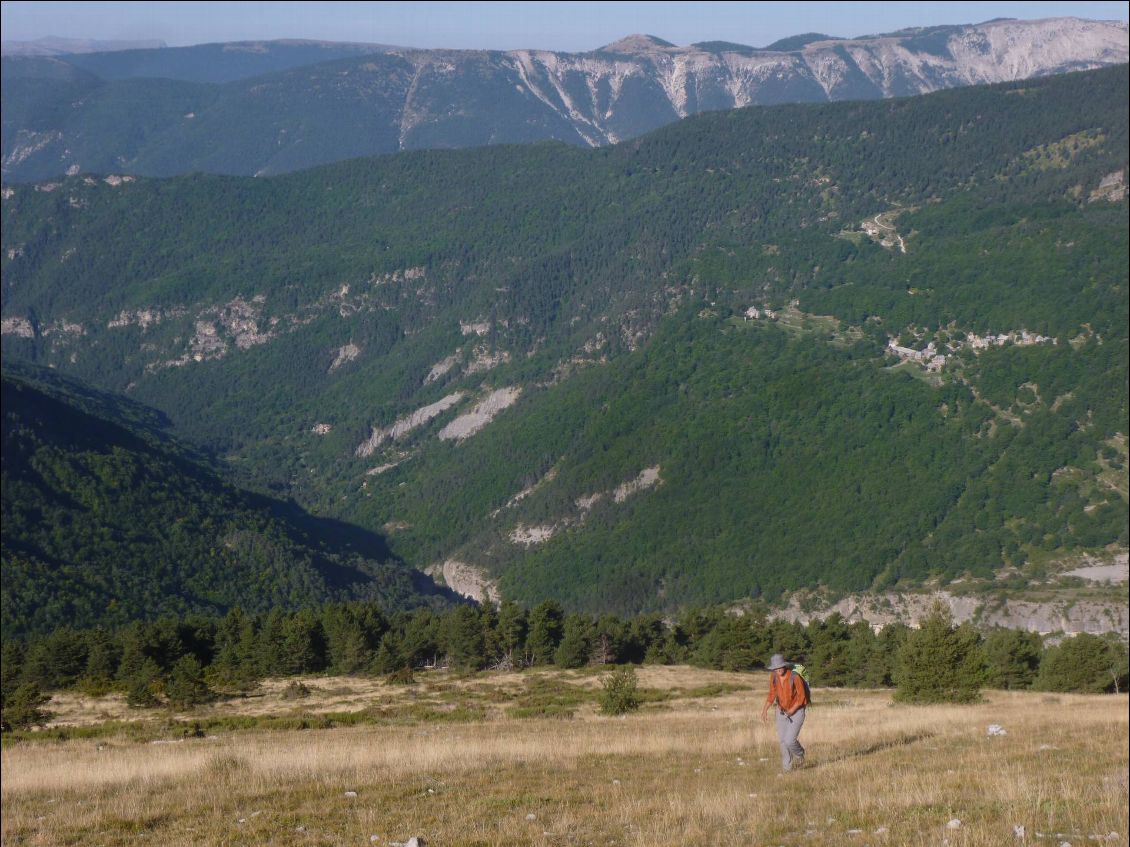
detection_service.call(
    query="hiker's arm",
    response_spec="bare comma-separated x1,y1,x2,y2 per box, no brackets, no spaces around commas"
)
760,678,775,721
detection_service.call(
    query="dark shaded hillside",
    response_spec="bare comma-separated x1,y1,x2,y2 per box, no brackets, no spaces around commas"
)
0,368,450,635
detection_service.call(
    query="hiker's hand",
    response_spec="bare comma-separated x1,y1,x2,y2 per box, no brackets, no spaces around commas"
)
759,707,769,723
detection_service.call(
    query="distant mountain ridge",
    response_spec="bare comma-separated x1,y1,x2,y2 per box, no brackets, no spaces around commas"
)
0,36,168,57
1,16,1126,181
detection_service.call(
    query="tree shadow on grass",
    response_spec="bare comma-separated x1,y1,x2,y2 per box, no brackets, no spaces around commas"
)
804,730,937,770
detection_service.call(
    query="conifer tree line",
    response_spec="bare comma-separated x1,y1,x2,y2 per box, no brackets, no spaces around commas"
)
3,600,1126,729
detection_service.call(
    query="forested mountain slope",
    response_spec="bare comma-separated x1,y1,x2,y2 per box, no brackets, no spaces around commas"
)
2,17,1125,181
0,365,451,635
2,66,1127,615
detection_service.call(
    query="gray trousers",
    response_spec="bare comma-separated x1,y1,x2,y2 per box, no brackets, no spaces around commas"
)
775,707,806,771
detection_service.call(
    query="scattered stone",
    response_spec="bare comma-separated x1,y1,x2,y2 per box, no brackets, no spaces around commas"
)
612,779,621,785
295,827,305,832
426,788,435,794
947,819,963,830
875,827,889,834
344,791,358,798
371,837,380,843
1014,825,1026,838
987,724,1008,736
526,814,537,821
847,829,863,835
749,793,758,798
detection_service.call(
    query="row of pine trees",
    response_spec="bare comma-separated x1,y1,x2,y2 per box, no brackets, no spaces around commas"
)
4,599,1126,730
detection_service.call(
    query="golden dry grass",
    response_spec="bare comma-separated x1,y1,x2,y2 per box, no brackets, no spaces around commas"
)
2,666,1127,846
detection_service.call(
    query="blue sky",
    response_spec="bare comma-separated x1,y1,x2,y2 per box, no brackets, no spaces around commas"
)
2,1,1127,51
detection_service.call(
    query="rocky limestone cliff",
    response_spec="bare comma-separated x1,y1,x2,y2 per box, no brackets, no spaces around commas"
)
771,557,1130,641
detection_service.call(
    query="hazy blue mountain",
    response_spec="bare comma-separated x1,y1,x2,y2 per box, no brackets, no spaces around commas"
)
2,17,1125,181
0,37,167,57
63,39,394,83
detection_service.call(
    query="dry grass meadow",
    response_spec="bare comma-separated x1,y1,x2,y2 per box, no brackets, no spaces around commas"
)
2,666,1127,846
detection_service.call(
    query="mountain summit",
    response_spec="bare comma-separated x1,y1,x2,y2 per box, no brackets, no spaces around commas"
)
598,34,679,53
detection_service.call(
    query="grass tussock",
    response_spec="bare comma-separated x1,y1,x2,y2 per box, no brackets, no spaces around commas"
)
2,666,1126,846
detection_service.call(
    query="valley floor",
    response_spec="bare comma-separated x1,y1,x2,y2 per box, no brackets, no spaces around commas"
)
2,667,1127,846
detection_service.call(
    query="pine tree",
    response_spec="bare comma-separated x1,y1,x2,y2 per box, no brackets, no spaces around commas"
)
894,605,986,704
371,630,406,675
444,606,485,672
1,682,53,731
599,666,641,716
207,609,261,694
1,641,26,706
554,614,594,668
80,628,120,691
401,609,441,667
496,600,528,666
808,613,854,686
526,601,564,665
1036,633,1127,694
166,656,214,708
126,658,163,708
479,602,501,666
279,610,327,675
984,628,1043,690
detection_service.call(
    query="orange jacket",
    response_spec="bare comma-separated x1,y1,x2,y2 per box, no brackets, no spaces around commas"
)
765,670,808,713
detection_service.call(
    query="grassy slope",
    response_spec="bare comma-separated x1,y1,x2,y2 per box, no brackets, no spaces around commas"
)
1,666,1126,846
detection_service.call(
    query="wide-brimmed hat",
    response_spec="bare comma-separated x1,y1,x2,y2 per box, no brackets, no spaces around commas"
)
767,653,792,671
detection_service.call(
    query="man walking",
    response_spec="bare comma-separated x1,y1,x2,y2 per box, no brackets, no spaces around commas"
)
760,653,808,771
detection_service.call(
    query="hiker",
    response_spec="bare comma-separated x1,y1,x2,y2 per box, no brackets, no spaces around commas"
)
760,653,808,771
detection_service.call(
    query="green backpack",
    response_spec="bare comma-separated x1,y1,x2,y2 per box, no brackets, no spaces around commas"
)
791,664,813,704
